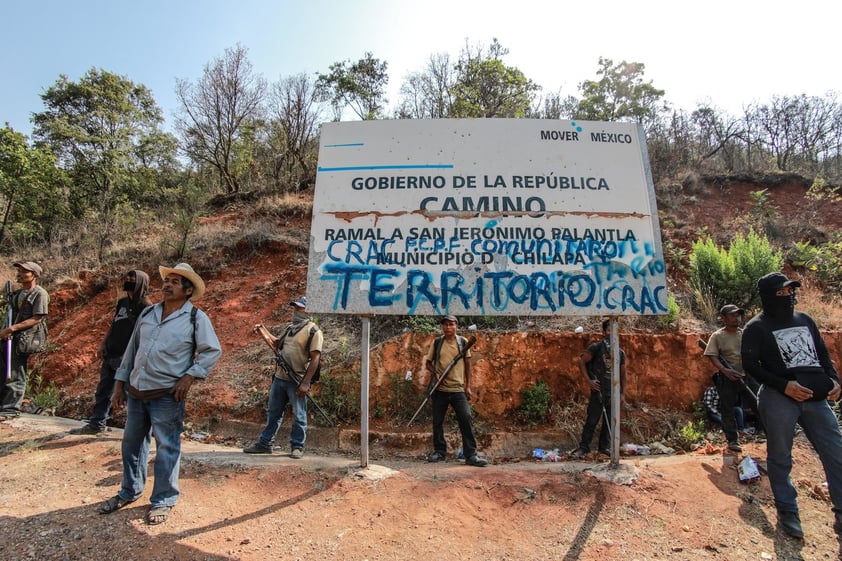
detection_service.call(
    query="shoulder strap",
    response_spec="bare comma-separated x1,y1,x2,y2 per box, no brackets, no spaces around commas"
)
306,323,319,353
190,306,198,358
432,335,445,367
456,335,466,354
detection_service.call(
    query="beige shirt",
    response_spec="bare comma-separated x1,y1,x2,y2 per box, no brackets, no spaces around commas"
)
705,327,743,372
276,321,323,380
425,336,472,393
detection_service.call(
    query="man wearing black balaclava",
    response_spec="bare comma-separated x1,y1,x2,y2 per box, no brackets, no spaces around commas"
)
70,270,152,435
742,272,842,539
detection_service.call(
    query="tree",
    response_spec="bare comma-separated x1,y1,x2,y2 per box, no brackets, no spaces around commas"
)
576,57,666,127
316,52,389,120
691,104,745,171
395,53,455,119
32,68,167,260
264,73,323,191
0,126,67,246
175,44,267,194
450,39,539,118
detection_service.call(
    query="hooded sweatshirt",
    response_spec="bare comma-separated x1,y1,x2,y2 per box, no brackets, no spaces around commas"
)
103,270,152,358
741,292,838,400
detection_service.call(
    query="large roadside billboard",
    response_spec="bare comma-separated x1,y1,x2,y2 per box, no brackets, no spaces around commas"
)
306,119,667,316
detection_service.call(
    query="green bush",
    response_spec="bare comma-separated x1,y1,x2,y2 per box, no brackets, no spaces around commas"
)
810,232,842,291
404,316,439,334
312,371,359,425
516,380,551,428
26,373,60,411
673,419,705,451
657,293,680,327
689,228,782,313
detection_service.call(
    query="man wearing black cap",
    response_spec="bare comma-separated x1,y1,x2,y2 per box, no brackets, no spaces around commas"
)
0,261,49,419
244,296,322,459
742,272,842,539
704,304,758,452
424,315,487,467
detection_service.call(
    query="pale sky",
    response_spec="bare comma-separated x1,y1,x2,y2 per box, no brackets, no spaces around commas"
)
3,0,840,138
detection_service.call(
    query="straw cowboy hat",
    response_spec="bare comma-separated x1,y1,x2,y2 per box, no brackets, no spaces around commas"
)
158,263,206,300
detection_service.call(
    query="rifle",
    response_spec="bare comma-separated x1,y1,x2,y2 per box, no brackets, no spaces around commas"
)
407,335,477,427
254,324,334,426
5,281,12,381
697,338,758,401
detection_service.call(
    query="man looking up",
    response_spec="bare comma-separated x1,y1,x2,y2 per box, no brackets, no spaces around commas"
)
98,263,221,525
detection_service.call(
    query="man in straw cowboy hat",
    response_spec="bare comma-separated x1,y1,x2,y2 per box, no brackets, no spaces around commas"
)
98,263,221,525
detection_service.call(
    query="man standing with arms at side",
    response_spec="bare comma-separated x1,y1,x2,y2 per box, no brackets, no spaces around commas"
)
742,272,842,539
244,296,322,459
705,304,756,453
70,270,151,435
98,263,221,525
424,315,487,467
572,319,627,458
0,261,49,420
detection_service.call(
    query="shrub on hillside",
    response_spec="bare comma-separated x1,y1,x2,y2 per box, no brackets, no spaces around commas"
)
689,228,782,315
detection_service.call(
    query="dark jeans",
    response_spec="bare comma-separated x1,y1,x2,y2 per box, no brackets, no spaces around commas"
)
579,390,611,452
0,348,28,414
431,390,477,459
717,375,764,441
758,385,842,515
716,377,741,443
89,357,122,430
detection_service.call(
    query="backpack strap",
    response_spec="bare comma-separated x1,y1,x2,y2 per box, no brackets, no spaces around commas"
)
306,324,319,354
138,304,198,358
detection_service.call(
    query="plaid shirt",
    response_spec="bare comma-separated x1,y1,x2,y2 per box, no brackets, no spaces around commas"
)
702,386,720,416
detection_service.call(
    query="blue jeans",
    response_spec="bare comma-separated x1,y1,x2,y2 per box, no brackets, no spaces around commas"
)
431,390,477,459
119,392,185,508
89,357,121,430
758,385,842,515
257,377,307,450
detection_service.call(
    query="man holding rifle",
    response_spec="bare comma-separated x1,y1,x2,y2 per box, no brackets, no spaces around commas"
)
704,304,761,453
1,261,49,420
244,296,322,459
424,315,487,467
572,319,627,459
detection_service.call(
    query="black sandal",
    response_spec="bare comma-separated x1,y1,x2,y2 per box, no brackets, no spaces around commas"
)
146,505,172,525
98,495,135,515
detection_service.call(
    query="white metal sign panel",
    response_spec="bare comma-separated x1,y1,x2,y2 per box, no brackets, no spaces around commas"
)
306,119,667,316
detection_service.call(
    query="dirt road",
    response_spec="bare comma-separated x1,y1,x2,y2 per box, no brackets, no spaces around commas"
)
1,414,840,561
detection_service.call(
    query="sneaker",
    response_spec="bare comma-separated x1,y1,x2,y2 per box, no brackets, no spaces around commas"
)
778,510,803,539
570,447,588,459
243,443,273,454
290,448,304,459
598,448,611,456
427,451,445,463
465,455,488,467
69,424,107,435
727,441,743,452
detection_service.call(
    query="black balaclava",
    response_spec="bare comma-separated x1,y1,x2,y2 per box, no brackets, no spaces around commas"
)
760,289,796,321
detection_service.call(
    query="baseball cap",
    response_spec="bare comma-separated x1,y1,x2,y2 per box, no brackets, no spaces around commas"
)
13,261,42,277
290,296,307,308
757,272,801,295
440,315,458,324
